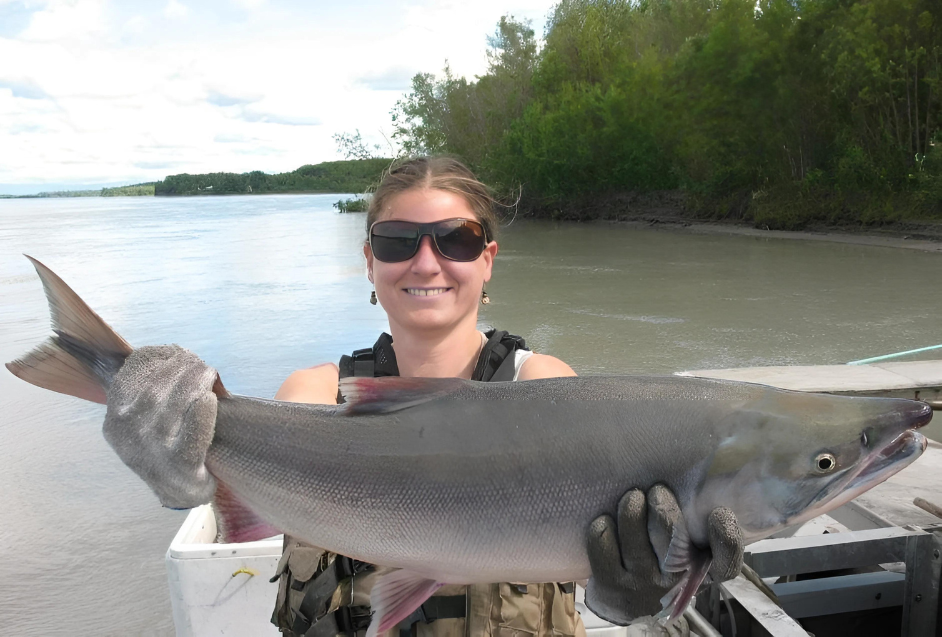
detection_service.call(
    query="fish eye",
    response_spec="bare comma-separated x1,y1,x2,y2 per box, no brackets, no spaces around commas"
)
815,453,837,473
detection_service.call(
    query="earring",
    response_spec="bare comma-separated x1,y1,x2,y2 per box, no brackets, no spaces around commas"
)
481,288,490,305
370,291,378,305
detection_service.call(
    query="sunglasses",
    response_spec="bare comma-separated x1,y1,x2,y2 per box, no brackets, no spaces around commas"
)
369,218,489,263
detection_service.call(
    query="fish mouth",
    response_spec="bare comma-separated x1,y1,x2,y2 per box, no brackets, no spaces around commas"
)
851,401,932,490
810,421,929,514
848,429,928,491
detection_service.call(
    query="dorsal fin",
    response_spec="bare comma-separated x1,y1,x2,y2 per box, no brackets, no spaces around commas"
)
338,376,469,415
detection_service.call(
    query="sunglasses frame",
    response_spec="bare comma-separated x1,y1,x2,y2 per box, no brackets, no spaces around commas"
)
368,217,490,263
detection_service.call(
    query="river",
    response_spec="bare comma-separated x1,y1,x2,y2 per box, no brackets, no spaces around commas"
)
1,194,939,634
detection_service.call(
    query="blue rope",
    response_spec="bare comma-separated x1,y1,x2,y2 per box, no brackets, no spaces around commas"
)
847,344,942,366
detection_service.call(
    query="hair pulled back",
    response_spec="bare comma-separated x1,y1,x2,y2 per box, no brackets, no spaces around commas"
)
367,156,499,242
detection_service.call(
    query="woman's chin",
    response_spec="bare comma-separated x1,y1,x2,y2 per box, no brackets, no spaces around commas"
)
397,305,475,332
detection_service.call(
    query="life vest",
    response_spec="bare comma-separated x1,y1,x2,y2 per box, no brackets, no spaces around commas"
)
271,331,585,637
337,329,528,383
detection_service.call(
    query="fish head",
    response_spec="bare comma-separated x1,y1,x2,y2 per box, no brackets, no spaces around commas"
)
698,390,931,542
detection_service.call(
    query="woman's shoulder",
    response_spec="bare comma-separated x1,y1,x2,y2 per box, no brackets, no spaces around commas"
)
515,353,577,381
275,363,340,404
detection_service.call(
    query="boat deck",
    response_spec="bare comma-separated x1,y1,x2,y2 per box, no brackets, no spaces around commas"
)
677,359,942,406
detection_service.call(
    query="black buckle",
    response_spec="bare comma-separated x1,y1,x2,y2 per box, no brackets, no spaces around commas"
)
337,605,373,633
337,557,373,579
351,348,374,377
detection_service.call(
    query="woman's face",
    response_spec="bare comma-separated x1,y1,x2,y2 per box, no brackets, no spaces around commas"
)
364,188,498,334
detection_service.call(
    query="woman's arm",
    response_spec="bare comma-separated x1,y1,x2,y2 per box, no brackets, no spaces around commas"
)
275,363,341,404
516,353,577,381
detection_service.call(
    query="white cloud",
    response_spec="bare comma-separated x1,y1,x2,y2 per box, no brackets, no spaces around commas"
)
20,0,107,42
122,14,145,34
163,0,188,19
0,0,556,188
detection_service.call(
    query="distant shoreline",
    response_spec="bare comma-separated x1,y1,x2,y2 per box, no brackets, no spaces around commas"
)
1,184,155,198
6,184,940,251
0,190,358,199
607,218,942,253
154,190,354,197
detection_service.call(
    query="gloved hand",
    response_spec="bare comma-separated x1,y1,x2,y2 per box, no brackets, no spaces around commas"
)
585,484,743,626
103,345,219,509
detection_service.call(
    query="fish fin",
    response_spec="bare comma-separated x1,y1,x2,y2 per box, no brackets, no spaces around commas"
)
6,338,109,404
6,256,133,402
366,570,443,637
213,482,281,543
339,376,468,415
662,517,692,573
657,517,713,622
658,552,713,623
659,578,685,613
24,255,132,357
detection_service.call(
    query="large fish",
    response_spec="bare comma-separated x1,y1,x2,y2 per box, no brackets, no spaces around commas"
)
6,257,932,633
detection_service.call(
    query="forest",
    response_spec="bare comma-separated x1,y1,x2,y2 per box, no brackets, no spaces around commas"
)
154,159,390,196
391,0,942,228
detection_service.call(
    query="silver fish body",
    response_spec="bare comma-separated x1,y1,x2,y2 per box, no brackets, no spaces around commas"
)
206,374,930,584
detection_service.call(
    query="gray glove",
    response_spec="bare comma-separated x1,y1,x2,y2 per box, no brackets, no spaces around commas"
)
103,345,219,509
585,484,743,625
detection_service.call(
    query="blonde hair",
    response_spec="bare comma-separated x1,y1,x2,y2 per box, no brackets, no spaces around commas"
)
367,156,499,241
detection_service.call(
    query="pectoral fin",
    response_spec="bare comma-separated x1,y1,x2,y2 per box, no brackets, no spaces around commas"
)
366,570,444,637
213,482,282,543
659,518,713,622
662,516,693,573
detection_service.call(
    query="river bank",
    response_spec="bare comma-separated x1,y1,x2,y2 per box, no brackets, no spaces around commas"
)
520,190,942,252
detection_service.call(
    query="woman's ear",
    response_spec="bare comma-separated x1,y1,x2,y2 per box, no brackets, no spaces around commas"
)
481,241,498,282
363,243,374,282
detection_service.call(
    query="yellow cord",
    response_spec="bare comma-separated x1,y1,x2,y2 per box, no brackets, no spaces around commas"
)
231,567,258,578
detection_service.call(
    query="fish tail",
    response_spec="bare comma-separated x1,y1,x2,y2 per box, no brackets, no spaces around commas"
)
5,256,133,404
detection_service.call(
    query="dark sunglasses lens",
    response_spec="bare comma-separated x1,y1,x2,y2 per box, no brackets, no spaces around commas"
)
435,220,486,261
371,222,419,262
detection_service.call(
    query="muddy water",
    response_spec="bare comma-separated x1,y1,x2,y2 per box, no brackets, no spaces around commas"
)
1,195,939,633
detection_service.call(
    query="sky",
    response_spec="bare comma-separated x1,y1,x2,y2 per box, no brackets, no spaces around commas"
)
0,0,555,194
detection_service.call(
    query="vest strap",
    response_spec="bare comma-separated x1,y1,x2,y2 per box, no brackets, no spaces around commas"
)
397,595,468,636
294,557,373,635
303,605,372,637
351,348,374,378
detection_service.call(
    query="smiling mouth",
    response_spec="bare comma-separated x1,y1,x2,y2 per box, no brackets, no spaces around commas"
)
405,288,450,297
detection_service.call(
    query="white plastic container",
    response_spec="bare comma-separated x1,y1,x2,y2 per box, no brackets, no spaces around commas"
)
166,505,283,637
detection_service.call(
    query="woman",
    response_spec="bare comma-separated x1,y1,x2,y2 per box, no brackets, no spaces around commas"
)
270,157,585,637
103,157,743,637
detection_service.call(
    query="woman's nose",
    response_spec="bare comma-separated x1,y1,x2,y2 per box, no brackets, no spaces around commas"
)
410,235,442,273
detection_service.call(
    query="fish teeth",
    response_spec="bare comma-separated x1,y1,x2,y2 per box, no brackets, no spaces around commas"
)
406,288,447,296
